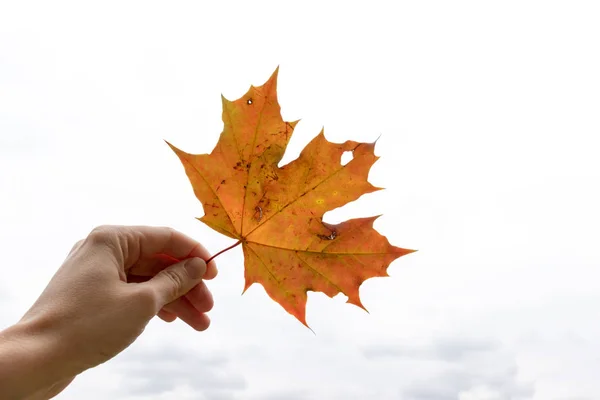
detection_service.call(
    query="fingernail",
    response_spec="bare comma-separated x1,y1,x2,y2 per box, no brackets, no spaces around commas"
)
184,257,206,280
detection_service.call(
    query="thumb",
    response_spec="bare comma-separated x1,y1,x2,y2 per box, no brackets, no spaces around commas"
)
145,257,207,307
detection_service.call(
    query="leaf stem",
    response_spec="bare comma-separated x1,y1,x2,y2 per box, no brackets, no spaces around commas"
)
206,240,242,264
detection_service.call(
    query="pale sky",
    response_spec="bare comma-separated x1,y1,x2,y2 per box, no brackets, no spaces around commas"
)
1,1,599,399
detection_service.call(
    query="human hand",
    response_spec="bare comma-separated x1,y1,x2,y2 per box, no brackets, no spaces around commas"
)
0,225,217,400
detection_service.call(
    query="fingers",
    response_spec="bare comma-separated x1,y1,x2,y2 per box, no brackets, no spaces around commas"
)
88,225,219,278
157,309,177,323
144,257,206,305
122,226,212,268
184,281,214,313
153,281,214,328
86,225,211,266
140,257,212,330
133,275,214,329
203,260,218,280
84,225,218,331
129,251,218,281
162,297,211,331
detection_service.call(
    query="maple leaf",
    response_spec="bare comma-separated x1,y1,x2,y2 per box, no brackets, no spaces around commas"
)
166,68,415,327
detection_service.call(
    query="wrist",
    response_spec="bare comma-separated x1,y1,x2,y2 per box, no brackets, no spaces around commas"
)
0,318,79,399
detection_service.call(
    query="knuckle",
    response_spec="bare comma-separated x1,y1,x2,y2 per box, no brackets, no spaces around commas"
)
86,225,129,260
154,225,175,235
87,225,118,246
160,269,184,297
164,226,177,241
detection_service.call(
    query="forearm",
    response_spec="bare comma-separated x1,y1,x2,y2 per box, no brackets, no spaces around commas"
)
0,320,76,400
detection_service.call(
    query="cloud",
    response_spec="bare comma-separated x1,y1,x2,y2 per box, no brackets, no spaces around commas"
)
363,336,500,362
254,390,310,400
403,367,532,400
363,336,534,400
113,344,246,399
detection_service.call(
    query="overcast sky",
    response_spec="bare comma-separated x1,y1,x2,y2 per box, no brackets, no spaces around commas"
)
1,1,599,399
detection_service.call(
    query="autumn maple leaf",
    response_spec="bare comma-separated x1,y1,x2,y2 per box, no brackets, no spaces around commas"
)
166,68,415,327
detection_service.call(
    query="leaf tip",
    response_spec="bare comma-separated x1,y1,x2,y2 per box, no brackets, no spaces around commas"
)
242,277,254,294
164,139,184,156
317,127,326,139
264,66,280,90
298,317,314,333
221,93,232,106
348,297,369,314
393,246,418,257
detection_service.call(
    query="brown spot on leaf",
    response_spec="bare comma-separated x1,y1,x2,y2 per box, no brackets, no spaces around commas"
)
254,206,263,222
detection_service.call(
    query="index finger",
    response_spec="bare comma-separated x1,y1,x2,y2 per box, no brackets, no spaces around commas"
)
90,225,217,278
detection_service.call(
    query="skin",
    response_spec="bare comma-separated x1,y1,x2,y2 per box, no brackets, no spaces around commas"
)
0,225,218,400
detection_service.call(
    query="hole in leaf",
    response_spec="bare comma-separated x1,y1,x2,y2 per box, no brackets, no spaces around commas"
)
341,151,353,166
247,98,253,105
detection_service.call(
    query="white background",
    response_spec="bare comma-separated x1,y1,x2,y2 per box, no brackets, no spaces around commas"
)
1,1,599,399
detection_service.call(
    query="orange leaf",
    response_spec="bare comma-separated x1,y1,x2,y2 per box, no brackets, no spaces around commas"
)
167,68,415,327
